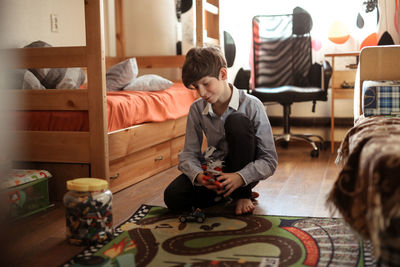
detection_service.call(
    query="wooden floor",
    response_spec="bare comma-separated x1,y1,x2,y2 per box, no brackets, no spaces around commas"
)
1,143,342,267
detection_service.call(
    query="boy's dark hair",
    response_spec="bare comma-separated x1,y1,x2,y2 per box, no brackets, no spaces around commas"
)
182,45,227,88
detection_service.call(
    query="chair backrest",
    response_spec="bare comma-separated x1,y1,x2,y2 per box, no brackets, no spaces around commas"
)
251,14,313,89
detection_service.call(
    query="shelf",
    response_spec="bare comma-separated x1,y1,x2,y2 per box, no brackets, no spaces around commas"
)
332,88,354,99
325,52,360,57
332,69,357,89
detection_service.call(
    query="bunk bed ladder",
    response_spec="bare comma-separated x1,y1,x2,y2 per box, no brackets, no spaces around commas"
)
196,0,220,46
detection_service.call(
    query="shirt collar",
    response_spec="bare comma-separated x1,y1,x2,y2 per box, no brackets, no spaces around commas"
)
202,85,239,115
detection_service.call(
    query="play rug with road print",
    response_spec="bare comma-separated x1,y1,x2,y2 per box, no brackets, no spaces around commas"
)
64,204,376,267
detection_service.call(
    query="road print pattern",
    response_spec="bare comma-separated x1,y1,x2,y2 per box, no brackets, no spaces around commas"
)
64,205,376,267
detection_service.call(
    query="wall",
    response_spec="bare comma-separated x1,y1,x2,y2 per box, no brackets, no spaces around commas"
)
122,0,177,56
104,0,117,57
1,0,85,48
104,0,180,79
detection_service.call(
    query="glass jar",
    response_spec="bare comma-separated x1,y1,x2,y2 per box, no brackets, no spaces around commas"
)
63,178,113,246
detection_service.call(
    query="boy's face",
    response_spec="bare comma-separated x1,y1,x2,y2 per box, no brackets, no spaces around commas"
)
189,68,227,104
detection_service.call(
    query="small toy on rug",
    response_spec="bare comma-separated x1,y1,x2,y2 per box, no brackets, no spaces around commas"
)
178,208,206,223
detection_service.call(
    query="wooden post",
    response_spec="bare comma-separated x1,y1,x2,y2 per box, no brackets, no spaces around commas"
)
196,0,204,46
84,0,109,179
115,0,125,58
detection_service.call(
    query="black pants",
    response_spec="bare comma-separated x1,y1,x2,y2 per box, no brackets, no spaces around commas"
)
164,112,258,212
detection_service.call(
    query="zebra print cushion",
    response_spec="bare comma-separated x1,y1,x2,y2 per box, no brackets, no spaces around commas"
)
252,14,312,89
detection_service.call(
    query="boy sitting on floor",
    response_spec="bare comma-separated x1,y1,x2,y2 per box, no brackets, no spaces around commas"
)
164,45,277,215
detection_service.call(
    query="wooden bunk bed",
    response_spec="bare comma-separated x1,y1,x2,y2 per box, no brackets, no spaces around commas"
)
8,0,220,200
327,45,400,265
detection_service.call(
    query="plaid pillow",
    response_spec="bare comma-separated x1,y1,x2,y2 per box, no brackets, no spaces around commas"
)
363,80,400,117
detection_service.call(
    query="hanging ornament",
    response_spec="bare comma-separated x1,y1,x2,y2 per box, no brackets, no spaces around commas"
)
360,32,378,49
328,21,350,44
364,0,378,13
312,39,322,51
357,13,365,29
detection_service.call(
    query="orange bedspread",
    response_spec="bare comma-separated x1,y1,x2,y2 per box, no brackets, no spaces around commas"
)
107,83,198,132
16,83,198,132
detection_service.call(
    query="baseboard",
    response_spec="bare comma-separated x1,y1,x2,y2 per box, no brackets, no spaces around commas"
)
269,116,353,127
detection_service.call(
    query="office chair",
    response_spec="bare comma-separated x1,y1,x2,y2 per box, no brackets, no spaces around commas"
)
249,9,331,157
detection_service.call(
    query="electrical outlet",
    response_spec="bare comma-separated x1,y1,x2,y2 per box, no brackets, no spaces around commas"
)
50,14,59,33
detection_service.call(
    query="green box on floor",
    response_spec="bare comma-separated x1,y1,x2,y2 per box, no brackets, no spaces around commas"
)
3,169,52,219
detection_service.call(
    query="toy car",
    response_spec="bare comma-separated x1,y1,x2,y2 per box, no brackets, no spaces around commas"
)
178,208,206,223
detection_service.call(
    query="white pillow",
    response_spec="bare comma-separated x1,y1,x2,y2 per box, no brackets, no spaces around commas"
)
22,71,45,89
123,74,173,92
22,68,85,90
106,58,138,91
56,68,86,89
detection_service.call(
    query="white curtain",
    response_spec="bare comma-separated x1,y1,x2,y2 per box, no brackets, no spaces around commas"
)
221,0,380,80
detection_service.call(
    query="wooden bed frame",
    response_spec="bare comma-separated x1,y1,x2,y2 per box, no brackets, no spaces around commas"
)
8,0,220,200
358,45,400,115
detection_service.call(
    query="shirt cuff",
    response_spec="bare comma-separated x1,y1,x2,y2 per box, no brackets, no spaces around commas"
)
192,171,203,186
236,172,248,186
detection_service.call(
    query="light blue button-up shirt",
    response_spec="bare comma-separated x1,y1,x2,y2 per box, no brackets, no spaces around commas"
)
178,85,278,185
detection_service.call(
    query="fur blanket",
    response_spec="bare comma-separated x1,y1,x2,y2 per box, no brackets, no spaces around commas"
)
327,116,400,263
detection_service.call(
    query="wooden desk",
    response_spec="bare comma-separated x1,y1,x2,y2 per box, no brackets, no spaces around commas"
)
325,52,359,153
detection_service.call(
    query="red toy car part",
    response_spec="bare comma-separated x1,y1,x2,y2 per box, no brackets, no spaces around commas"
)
203,174,223,189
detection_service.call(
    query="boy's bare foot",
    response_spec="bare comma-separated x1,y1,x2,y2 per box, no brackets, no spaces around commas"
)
251,191,259,200
235,198,255,215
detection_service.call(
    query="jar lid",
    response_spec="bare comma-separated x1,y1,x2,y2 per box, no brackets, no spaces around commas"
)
67,178,108,191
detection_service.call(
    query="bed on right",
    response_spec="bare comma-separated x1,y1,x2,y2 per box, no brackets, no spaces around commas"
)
327,45,400,266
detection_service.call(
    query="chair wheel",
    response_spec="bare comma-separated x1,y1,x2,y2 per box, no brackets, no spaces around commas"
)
310,149,319,158
279,140,289,148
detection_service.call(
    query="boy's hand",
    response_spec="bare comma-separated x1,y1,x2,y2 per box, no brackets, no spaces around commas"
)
217,172,245,197
196,173,223,191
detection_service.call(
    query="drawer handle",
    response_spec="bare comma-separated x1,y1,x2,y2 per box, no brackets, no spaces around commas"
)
109,173,120,180
154,155,163,162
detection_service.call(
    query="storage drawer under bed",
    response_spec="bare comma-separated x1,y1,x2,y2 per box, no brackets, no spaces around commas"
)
109,141,172,192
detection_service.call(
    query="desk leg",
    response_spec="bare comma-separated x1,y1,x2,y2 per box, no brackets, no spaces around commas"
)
330,56,335,154
331,90,335,153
